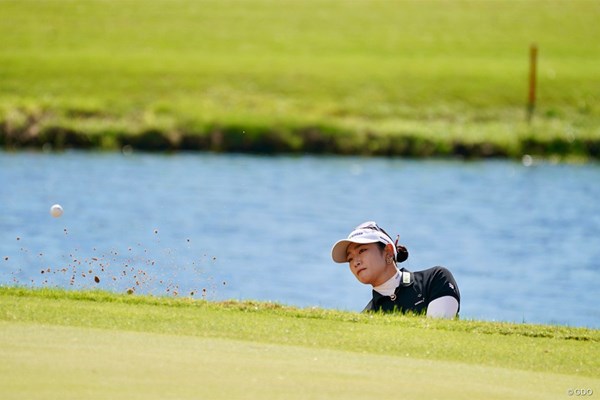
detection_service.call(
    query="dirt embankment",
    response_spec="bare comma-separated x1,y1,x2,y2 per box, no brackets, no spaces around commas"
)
2,114,599,160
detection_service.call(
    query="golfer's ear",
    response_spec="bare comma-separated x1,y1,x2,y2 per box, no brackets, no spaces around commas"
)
386,243,395,257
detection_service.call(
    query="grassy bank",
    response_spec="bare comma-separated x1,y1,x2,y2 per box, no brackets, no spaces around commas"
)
1,0,599,159
0,287,598,399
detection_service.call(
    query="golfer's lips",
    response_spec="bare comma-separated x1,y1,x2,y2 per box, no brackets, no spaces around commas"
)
356,267,367,275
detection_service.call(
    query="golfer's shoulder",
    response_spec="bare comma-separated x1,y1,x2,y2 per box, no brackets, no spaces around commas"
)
412,266,459,293
414,266,456,281
414,266,460,301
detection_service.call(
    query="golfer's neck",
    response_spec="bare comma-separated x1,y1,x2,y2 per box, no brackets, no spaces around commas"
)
372,264,398,287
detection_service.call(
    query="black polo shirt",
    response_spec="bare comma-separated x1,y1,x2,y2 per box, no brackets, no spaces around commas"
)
363,267,460,314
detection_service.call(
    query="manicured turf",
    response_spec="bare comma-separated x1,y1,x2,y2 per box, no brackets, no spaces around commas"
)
2,322,597,400
0,288,598,399
1,0,599,157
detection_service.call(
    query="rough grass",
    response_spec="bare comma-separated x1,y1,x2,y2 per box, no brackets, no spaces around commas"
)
1,0,599,158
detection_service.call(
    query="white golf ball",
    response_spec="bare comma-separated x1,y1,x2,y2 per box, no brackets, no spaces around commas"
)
50,204,63,218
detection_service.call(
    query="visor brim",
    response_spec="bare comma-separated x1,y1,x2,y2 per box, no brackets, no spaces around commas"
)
331,238,381,263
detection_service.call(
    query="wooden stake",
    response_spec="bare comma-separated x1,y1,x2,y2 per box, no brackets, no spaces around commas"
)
527,44,538,123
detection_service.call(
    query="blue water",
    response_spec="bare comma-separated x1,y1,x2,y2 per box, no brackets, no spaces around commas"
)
1,151,599,328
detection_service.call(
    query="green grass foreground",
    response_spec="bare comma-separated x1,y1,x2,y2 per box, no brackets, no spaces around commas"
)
0,287,598,399
1,0,600,159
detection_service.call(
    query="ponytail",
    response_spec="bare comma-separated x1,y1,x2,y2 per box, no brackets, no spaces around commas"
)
378,227,409,264
395,243,409,263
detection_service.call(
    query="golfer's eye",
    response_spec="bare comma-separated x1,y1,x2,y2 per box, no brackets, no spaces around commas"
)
359,248,367,254
347,257,353,263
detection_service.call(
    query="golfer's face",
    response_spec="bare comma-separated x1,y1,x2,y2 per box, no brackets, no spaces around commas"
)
346,242,387,285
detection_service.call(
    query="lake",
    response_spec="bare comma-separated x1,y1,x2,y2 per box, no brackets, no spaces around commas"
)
1,150,599,328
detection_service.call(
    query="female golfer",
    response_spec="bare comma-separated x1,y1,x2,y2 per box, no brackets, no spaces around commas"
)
331,221,460,318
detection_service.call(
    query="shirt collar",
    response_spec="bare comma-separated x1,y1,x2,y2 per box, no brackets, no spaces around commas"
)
372,268,413,301
373,268,401,296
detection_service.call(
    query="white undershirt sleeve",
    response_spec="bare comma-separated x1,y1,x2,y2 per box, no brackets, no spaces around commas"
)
426,296,459,319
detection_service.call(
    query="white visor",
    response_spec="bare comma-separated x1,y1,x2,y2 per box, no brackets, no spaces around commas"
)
331,221,396,263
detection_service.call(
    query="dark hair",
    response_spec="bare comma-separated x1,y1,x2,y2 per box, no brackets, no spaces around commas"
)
375,241,409,263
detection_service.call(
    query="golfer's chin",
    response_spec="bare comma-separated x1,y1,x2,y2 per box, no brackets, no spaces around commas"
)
355,271,373,285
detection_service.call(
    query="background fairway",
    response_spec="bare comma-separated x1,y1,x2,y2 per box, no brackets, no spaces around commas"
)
1,288,598,399
1,0,599,156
